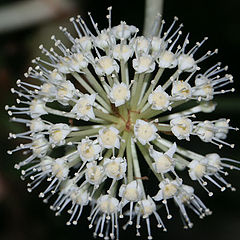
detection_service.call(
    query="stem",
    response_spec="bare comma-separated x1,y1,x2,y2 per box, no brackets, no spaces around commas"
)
45,106,107,124
143,0,164,36
44,106,76,118
83,68,111,104
131,74,145,110
130,138,146,198
136,141,163,182
152,139,190,167
118,131,130,157
158,104,201,122
72,72,112,112
118,104,128,120
120,60,129,85
94,108,121,124
126,135,134,183
155,123,171,132
68,128,101,138
156,138,204,161
137,68,164,111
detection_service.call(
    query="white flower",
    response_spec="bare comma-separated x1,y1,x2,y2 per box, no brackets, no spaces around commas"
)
109,82,130,107
71,94,96,121
170,117,193,140
74,36,92,52
171,80,192,100
132,55,155,73
40,156,54,173
57,57,72,74
135,196,167,237
214,119,230,139
148,86,170,110
29,118,47,133
113,44,133,62
134,36,149,54
157,51,178,68
103,157,127,180
85,161,106,186
119,180,142,202
192,74,214,100
32,134,49,157
77,138,101,162
134,119,158,145
95,56,119,76
98,195,119,214
40,82,57,102
49,123,71,146
205,153,222,173
30,99,47,118
71,187,89,206
56,80,76,105
174,184,212,228
150,143,177,174
151,36,167,53
52,158,69,180
98,127,120,149
95,30,115,50
188,159,207,180
136,195,156,217
194,121,215,142
112,21,138,39
49,69,66,83
89,194,120,238
69,53,88,71
153,179,181,201
178,54,197,72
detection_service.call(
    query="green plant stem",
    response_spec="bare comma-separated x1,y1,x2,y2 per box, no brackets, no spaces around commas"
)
143,0,164,36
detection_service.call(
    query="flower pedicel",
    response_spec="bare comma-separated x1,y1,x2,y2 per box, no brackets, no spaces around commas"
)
6,7,239,240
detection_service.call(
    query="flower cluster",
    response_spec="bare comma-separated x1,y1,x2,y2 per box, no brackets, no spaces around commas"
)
7,7,239,240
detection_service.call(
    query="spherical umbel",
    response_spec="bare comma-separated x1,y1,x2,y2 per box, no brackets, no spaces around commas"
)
7,7,239,240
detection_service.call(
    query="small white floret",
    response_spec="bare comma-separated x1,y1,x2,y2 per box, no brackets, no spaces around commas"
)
170,117,193,140
171,80,192,100
132,55,155,73
134,119,158,145
178,54,197,72
49,123,71,146
148,86,170,110
77,138,101,162
30,99,47,118
103,157,127,180
98,127,120,149
71,94,96,121
113,44,133,62
109,83,130,107
95,56,119,76
112,22,138,40
119,180,142,202
85,161,106,185
52,158,69,180
150,143,177,174
56,80,76,105
157,51,178,69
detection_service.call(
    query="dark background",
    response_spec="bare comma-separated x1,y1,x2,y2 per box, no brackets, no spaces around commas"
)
0,0,240,239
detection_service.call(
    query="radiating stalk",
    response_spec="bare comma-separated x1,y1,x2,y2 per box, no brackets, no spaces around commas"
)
72,72,112,112
126,135,134,182
130,138,146,198
136,141,163,182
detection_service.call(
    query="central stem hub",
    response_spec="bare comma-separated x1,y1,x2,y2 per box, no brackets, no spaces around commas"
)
125,110,140,132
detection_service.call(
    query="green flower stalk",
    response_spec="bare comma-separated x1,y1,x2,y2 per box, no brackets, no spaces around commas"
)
6,6,239,240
